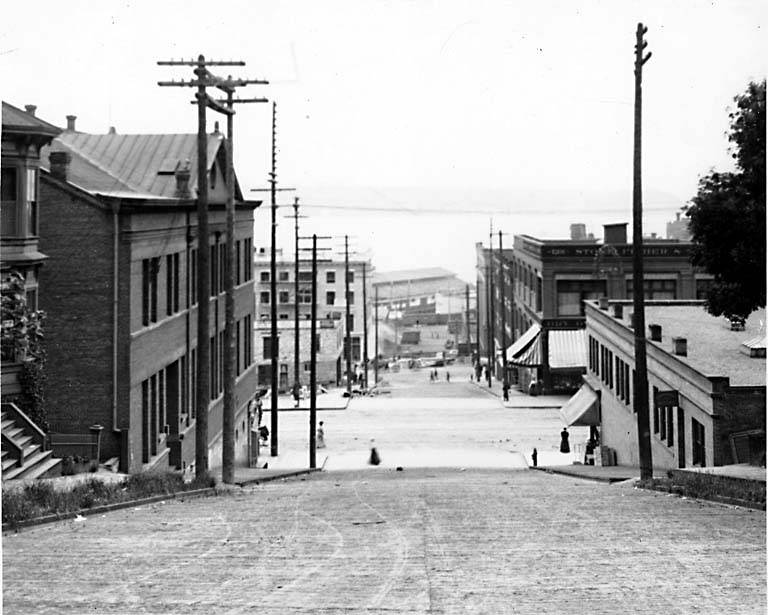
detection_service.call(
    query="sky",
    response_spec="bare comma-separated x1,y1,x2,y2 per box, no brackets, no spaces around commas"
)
2,1,766,282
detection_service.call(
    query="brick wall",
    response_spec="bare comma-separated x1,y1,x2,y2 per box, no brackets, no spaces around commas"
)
712,387,766,465
39,180,115,443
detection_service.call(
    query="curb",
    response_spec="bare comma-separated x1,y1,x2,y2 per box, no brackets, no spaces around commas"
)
530,466,633,484
235,466,323,487
2,487,217,534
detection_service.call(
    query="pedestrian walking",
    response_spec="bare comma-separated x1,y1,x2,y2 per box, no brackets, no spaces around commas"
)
292,382,301,408
446,371,450,383
560,427,570,453
368,439,381,465
532,447,538,467
317,421,326,449
503,382,510,401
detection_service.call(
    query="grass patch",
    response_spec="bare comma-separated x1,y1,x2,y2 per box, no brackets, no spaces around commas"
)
2,471,216,527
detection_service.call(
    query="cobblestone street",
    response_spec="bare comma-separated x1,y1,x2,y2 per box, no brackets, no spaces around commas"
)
4,468,765,614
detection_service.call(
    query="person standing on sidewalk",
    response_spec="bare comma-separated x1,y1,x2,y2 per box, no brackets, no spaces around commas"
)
560,428,570,454
369,439,381,465
503,382,510,401
317,421,326,449
446,371,450,383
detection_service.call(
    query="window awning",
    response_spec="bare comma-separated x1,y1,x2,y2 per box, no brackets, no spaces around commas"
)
506,324,541,358
560,384,600,426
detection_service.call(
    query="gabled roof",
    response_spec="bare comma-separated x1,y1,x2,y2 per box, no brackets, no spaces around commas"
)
41,131,240,200
2,101,61,138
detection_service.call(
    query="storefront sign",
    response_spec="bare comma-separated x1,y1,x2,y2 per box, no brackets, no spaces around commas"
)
541,244,692,259
541,318,586,330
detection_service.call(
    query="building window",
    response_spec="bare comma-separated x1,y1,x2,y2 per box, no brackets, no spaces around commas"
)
556,280,606,317
298,288,312,304
244,315,252,366
666,407,674,447
351,336,361,361
692,418,706,466
348,314,355,331
261,271,270,283
279,291,290,304
626,278,677,300
326,291,335,306
1,167,18,236
347,291,355,306
263,336,277,359
652,386,659,433
260,291,270,304
326,271,335,284
279,313,289,320
166,253,180,316
243,238,253,281
26,168,38,236
298,270,313,282
347,270,355,283
190,248,198,306
142,257,159,326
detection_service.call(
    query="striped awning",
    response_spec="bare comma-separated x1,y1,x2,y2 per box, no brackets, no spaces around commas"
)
560,384,600,426
507,324,541,358
549,329,587,369
508,327,587,369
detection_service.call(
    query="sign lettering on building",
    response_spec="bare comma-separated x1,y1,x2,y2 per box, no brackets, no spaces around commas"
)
539,244,692,259
541,318,586,330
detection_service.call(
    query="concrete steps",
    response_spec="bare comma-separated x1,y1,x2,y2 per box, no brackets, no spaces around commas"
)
1,403,62,482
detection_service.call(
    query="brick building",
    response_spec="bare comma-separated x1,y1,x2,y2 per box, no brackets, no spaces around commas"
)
1,103,60,394
568,300,766,469
37,119,260,473
476,223,714,394
253,250,371,390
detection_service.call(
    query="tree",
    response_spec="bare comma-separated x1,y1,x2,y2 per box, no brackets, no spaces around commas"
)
1,270,48,430
685,80,766,319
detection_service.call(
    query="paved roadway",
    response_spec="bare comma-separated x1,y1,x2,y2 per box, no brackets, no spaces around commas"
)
261,364,588,471
3,367,765,614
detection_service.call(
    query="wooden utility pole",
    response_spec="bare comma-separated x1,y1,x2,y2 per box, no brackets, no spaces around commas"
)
220,89,267,484
269,102,279,457
362,262,369,390
309,234,318,468
498,230,508,394
632,23,653,480
158,56,264,480
374,286,379,386
486,222,494,386
289,197,306,393
465,284,471,357
344,235,352,395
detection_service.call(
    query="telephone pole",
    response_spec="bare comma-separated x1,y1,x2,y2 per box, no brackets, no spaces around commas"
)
287,197,308,393
498,230,508,395
486,221,495,387
632,23,653,480
362,262,369,390
265,103,280,457
465,284,471,357
344,235,352,395
309,234,318,468
158,56,264,480
374,286,379,386
219,87,267,484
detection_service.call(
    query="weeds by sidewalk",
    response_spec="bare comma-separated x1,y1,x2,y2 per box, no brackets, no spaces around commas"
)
2,471,216,527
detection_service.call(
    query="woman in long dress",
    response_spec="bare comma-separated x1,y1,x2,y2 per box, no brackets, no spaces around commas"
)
560,427,570,453
317,421,326,449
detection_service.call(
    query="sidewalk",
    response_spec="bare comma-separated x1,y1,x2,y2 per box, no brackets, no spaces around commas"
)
469,378,571,409
533,464,646,483
260,389,350,411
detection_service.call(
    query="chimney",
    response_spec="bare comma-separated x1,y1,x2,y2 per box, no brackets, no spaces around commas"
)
108,126,117,135
649,323,662,341
598,296,609,310
613,303,624,319
672,337,687,357
213,121,220,135
174,160,191,198
49,151,72,181
66,115,77,131
603,223,627,245
24,105,37,117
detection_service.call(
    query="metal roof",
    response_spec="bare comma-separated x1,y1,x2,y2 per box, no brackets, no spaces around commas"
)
41,131,226,199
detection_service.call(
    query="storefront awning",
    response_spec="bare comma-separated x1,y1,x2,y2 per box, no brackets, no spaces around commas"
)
560,384,599,426
507,324,541,358
549,329,587,369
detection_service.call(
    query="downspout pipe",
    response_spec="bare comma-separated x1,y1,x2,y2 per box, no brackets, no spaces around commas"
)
112,200,121,433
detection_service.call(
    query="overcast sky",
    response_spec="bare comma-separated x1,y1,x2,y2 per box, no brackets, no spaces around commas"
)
2,1,766,280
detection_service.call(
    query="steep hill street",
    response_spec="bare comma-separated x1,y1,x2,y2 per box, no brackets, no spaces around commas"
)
3,366,765,614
